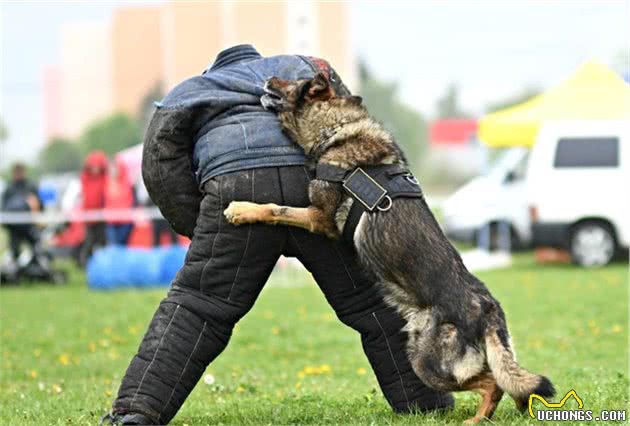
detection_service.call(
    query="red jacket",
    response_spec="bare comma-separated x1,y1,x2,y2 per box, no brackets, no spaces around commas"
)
81,151,108,211
104,158,135,224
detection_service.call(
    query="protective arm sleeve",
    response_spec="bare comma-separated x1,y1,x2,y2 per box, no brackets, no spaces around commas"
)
141,107,202,238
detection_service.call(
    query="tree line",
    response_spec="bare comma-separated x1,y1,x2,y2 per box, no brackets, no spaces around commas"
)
36,83,163,176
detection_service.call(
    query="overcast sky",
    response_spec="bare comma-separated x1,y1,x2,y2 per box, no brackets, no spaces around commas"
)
1,1,628,167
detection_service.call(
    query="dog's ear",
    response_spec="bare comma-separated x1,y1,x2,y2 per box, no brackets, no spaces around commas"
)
345,96,363,106
308,72,330,96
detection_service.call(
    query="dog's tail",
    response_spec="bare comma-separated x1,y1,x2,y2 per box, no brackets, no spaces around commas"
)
485,325,555,411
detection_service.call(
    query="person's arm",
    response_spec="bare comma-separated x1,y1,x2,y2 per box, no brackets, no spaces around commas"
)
26,194,40,212
28,182,42,211
1,188,9,210
141,102,202,238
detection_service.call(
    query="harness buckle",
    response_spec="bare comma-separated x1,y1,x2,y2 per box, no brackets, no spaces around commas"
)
343,167,388,212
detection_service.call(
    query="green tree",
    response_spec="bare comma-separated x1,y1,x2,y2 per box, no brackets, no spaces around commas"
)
38,138,83,174
611,49,629,78
138,82,164,132
79,113,141,156
358,61,427,173
0,117,7,142
435,84,470,119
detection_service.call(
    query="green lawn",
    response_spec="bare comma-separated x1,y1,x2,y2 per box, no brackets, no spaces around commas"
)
0,254,628,425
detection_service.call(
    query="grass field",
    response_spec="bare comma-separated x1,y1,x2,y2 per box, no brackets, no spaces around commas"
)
0,253,628,425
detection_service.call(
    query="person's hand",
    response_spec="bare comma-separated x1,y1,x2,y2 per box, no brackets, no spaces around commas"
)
26,194,40,212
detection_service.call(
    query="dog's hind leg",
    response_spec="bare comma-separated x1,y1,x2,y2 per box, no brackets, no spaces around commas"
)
463,374,504,424
224,201,340,239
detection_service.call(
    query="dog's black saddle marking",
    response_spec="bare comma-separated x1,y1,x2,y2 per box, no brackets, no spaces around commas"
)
316,163,423,241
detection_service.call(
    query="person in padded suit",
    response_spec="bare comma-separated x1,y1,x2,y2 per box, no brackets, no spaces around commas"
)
102,45,453,425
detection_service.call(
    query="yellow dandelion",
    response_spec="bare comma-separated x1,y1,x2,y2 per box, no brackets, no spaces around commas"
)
611,324,622,333
105,389,113,397
295,382,302,389
112,335,126,345
271,326,280,335
99,339,110,348
319,364,331,373
297,371,305,379
321,313,334,321
52,384,62,394
58,353,70,366
591,327,600,336
128,326,138,336
357,368,367,376
88,342,97,353
103,326,113,335
29,370,38,379
236,386,245,393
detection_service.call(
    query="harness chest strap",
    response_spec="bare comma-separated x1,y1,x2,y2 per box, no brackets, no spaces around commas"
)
315,163,424,241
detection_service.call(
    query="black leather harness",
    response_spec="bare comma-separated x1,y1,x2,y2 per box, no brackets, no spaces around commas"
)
315,163,423,241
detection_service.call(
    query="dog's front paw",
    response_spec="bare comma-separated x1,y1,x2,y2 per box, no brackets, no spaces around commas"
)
224,201,263,225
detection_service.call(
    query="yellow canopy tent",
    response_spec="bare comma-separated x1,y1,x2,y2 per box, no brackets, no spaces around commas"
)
478,61,630,147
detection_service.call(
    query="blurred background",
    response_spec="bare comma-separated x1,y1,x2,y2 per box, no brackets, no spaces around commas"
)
1,1,629,281
0,2,628,424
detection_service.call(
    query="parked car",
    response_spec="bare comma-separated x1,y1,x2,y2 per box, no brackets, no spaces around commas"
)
442,147,530,250
527,120,629,266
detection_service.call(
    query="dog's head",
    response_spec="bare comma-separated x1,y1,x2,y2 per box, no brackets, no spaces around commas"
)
261,73,364,153
262,72,351,111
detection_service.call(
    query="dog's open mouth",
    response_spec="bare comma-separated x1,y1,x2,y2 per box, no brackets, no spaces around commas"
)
260,80,286,111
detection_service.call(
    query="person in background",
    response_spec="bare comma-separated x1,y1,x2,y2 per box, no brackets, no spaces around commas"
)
79,150,108,265
104,158,135,246
1,163,41,264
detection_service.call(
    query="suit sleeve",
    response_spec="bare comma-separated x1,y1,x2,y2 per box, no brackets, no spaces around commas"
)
141,106,202,238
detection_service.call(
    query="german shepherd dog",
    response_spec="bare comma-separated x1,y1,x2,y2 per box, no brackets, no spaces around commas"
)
223,73,554,423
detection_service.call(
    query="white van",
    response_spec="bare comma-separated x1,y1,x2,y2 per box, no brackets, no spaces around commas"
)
442,147,530,249
527,121,630,266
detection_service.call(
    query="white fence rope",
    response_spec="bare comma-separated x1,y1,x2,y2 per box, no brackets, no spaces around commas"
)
0,197,444,225
0,208,164,225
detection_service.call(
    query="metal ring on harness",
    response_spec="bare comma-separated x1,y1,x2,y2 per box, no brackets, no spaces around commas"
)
377,195,393,212
405,174,419,185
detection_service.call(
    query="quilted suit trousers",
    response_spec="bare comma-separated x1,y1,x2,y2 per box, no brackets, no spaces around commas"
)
112,166,453,424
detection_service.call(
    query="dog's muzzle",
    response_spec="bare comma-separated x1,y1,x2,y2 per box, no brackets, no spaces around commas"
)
260,80,287,111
